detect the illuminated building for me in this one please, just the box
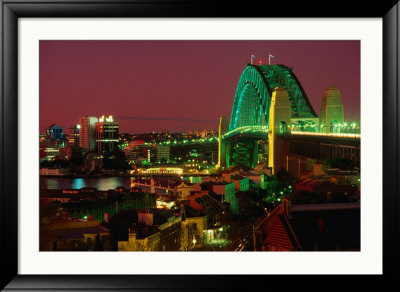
[95,115,119,154]
[181,205,208,249]
[123,140,146,162]
[212,181,234,201]
[45,124,63,141]
[155,144,170,163]
[79,116,98,152]
[67,124,80,147]
[183,193,226,244]
[118,209,181,251]
[230,174,250,191]
[175,182,194,200]
[40,143,59,161]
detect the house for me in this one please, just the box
[118,209,181,251]
[174,181,194,200]
[40,220,109,251]
[230,174,250,192]
[255,198,360,251]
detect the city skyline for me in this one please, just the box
[39,41,361,253]
[40,40,360,134]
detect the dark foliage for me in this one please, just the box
[103,149,130,171]
[323,157,354,170]
[108,210,138,251]
[291,190,326,205]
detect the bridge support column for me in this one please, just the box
[217,116,229,170]
[319,86,344,133]
[268,87,292,174]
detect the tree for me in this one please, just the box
[330,192,350,203]
[40,160,51,168]
[108,210,138,251]
[94,233,104,251]
[103,149,130,171]
[276,168,294,189]
[323,157,354,170]
[69,155,84,172]
[291,190,326,205]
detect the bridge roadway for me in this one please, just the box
[222,127,360,167]
[223,126,359,140]
[282,133,360,166]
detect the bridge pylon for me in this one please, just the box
[217,115,229,170]
[319,86,344,132]
[268,87,292,174]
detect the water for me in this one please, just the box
[40,177,131,191]
[40,175,208,191]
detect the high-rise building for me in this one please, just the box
[155,144,170,163]
[46,124,63,141]
[79,116,98,152]
[95,115,119,154]
[67,124,80,147]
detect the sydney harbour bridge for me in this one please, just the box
[217,64,360,173]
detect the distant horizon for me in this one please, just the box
[40,40,360,133]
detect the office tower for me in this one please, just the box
[67,124,80,147]
[156,144,170,163]
[95,115,119,154]
[45,124,63,141]
[79,116,98,152]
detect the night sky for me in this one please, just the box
[40,40,360,134]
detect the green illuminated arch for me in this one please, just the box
[229,64,317,131]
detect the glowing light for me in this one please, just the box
[291,131,360,139]
[99,115,114,122]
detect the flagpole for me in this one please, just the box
[251,54,256,65]
[269,54,274,65]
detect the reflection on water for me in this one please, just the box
[72,178,85,190]
[41,177,131,190]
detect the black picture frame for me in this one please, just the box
[1,0,399,290]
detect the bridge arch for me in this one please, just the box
[229,64,317,131]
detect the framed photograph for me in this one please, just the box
[1,0,399,290]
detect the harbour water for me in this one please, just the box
[40,177,132,191]
[40,175,205,191]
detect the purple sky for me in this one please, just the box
[40,40,360,134]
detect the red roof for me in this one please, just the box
[264,216,295,250]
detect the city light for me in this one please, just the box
[39,47,360,254]
[291,131,360,138]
